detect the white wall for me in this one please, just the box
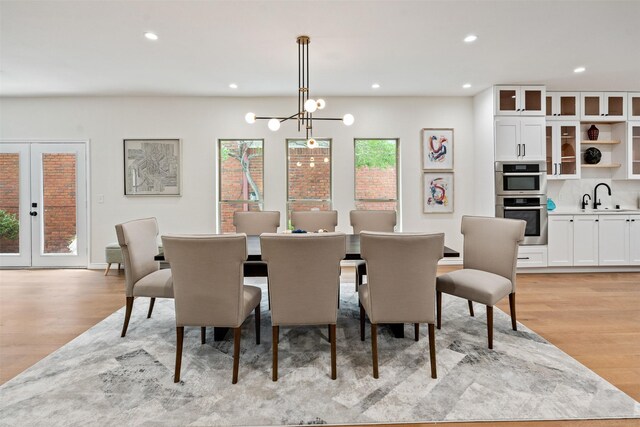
[0,96,476,265]
[472,88,495,216]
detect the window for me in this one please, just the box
[354,139,399,211]
[218,139,264,233]
[286,139,332,228]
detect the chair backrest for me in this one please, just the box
[360,231,444,324]
[461,216,526,290]
[290,210,338,232]
[260,232,346,326]
[161,234,248,328]
[350,210,397,233]
[233,211,280,235]
[115,218,160,297]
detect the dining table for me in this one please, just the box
[156,234,459,341]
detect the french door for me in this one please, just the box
[0,142,87,267]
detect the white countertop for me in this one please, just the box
[549,208,640,215]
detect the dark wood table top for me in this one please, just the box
[156,234,459,261]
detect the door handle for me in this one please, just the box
[517,144,521,157]
[30,211,38,217]
[522,144,526,157]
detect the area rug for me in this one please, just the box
[1,278,638,426]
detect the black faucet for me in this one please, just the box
[581,194,591,210]
[593,183,612,209]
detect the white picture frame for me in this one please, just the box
[422,128,453,170]
[423,172,454,213]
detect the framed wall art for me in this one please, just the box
[124,139,181,196]
[422,128,453,170]
[423,172,454,213]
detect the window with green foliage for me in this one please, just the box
[354,139,399,211]
[218,140,264,233]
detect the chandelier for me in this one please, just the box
[245,35,354,148]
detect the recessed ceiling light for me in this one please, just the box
[144,32,158,41]
[229,83,238,89]
[462,83,472,89]
[371,83,380,89]
[464,34,478,43]
[574,66,586,73]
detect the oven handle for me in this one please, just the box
[501,172,545,176]
[503,206,545,210]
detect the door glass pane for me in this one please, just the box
[524,90,542,111]
[584,96,600,116]
[545,96,552,115]
[546,126,553,175]
[560,126,577,175]
[633,126,640,175]
[632,96,640,117]
[499,90,517,111]
[607,96,624,116]
[42,153,77,254]
[560,96,576,116]
[0,153,20,254]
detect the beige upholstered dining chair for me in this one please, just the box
[233,211,280,235]
[290,210,338,232]
[349,210,397,290]
[115,217,173,338]
[161,234,261,384]
[436,216,525,349]
[260,232,346,381]
[359,231,444,379]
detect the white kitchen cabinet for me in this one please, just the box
[548,215,574,267]
[546,121,580,180]
[628,93,640,120]
[517,246,548,268]
[598,215,630,265]
[630,215,640,265]
[581,92,627,121]
[573,215,599,266]
[495,86,545,116]
[495,117,546,161]
[546,92,580,120]
[628,122,640,178]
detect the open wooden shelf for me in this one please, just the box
[581,140,621,145]
[581,163,621,168]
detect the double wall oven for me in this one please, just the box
[495,161,548,245]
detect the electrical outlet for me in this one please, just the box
[97,194,104,204]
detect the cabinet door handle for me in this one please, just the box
[517,144,521,157]
[517,257,530,260]
[522,144,526,157]
[595,219,599,222]
[626,219,630,222]
[632,219,636,222]
[569,219,574,222]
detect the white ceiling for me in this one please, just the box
[1,0,639,97]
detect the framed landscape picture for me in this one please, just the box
[422,128,453,170]
[423,172,454,213]
[124,139,181,196]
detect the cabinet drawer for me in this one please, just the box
[517,246,548,267]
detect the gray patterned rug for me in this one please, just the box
[1,278,638,426]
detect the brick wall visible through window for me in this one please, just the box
[354,139,399,212]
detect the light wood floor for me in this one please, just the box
[0,267,638,427]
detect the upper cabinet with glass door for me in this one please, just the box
[546,92,580,120]
[581,92,627,121]
[628,92,640,120]
[495,85,545,116]
[628,122,640,179]
[546,122,580,180]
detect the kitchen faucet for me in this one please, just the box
[593,183,612,209]
[581,194,591,210]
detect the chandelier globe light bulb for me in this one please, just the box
[316,99,326,110]
[268,118,281,131]
[306,138,317,149]
[342,113,355,126]
[304,99,318,113]
[245,112,256,124]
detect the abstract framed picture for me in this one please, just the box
[422,128,453,170]
[423,172,454,213]
[124,139,181,196]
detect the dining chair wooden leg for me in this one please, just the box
[104,263,111,276]
[428,323,437,379]
[468,300,474,317]
[201,327,206,344]
[174,326,184,383]
[232,327,241,384]
[121,297,134,337]
[371,323,379,379]
[509,293,517,331]
[267,278,271,310]
[147,298,156,319]
[487,305,494,349]
[255,305,261,345]
[359,301,365,341]
[329,324,337,380]
[117,263,121,273]
[436,291,442,330]
[414,323,419,342]
[272,325,279,382]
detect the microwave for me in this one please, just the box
[495,161,547,196]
